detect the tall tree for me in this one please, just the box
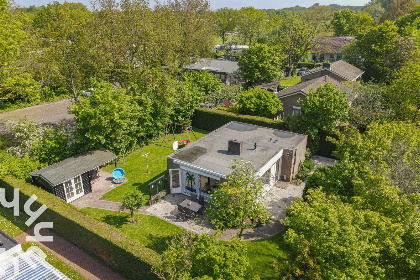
[32,2,92,102]
[236,7,269,45]
[214,7,237,44]
[379,0,418,22]
[238,43,284,84]
[236,87,283,118]
[278,17,316,77]
[331,9,374,36]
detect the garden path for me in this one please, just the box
[15,228,127,280]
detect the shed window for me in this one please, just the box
[64,180,74,200]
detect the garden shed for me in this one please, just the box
[30,149,117,203]
[167,122,307,201]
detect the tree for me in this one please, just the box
[286,83,349,147]
[331,9,374,36]
[238,43,284,84]
[332,121,420,194]
[70,80,141,155]
[395,4,420,36]
[278,18,316,77]
[236,87,283,118]
[206,159,271,237]
[347,82,390,131]
[153,232,253,280]
[386,54,420,122]
[120,191,147,223]
[32,2,92,102]
[282,188,404,279]
[236,7,269,45]
[302,5,333,35]
[183,70,222,95]
[379,0,418,22]
[363,2,385,22]
[214,7,237,44]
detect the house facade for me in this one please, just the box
[30,150,117,203]
[167,122,307,201]
[310,36,355,62]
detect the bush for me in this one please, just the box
[296,160,315,183]
[236,88,283,118]
[0,177,160,280]
[191,107,287,131]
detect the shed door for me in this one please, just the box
[64,175,85,203]
[169,169,182,194]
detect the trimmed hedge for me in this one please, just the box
[192,107,287,131]
[0,176,160,280]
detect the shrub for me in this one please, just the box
[236,88,283,118]
[296,160,315,183]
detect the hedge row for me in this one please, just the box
[191,107,287,131]
[297,62,323,69]
[0,176,160,280]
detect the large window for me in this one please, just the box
[64,180,74,200]
[74,176,84,195]
[200,175,219,195]
[293,106,302,115]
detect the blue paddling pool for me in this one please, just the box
[112,168,126,184]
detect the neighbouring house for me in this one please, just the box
[0,230,69,279]
[214,43,249,55]
[301,60,364,82]
[277,76,352,117]
[184,58,240,85]
[310,36,355,62]
[167,122,307,201]
[30,149,117,203]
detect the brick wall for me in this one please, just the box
[279,136,308,181]
[279,92,306,117]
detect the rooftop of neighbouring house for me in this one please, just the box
[168,122,307,176]
[302,60,364,81]
[277,75,351,98]
[312,36,355,54]
[29,149,117,187]
[184,58,239,74]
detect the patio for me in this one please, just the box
[146,180,305,241]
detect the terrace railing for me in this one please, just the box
[148,172,169,205]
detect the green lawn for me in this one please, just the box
[101,128,208,202]
[0,202,30,237]
[280,76,301,87]
[246,232,289,279]
[80,207,183,254]
[22,242,88,280]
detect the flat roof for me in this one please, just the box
[168,122,307,176]
[0,230,19,252]
[30,149,117,186]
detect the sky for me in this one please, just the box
[15,0,370,10]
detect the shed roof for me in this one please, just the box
[277,76,351,99]
[312,36,355,54]
[185,58,239,74]
[0,251,69,280]
[168,122,307,176]
[302,60,364,81]
[30,150,117,186]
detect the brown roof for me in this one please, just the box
[276,76,351,99]
[302,60,364,81]
[312,36,355,54]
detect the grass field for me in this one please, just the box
[0,202,30,237]
[81,207,288,279]
[101,128,208,202]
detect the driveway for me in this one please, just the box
[0,99,75,134]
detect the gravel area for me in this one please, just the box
[0,99,75,134]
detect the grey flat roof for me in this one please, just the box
[30,149,117,186]
[185,58,239,74]
[0,230,19,252]
[168,122,307,176]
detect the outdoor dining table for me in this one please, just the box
[178,199,203,218]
